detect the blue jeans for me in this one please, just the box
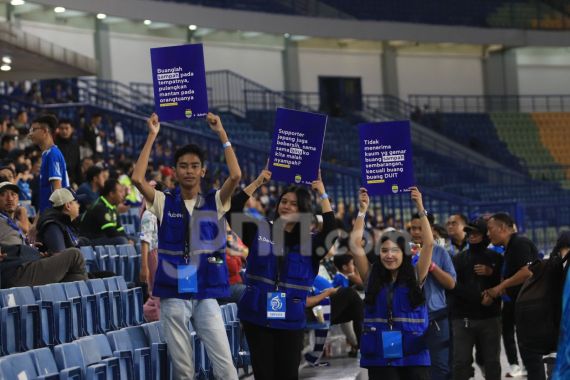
[161,298,238,380]
[426,312,451,380]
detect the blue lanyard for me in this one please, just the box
[65,225,79,247]
[0,212,27,243]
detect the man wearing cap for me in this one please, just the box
[0,181,87,287]
[36,188,82,254]
[28,114,70,213]
[449,218,503,380]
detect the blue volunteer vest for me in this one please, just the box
[154,188,230,300]
[360,268,430,367]
[238,224,315,330]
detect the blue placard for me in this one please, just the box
[358,121,415,196]
[268,108,327,185]
[150,43,208,121]
[382,331,403,359]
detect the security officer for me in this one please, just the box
[79,178,129,246]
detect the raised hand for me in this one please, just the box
[410,186,424,210]
[206,112,224,134]
[256,169,272,186]
[311,170,326,196]
[147,113,160,135]
[358,187,369,213]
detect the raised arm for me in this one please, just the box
[131,113,159,204]
[412,187,434,283]
[243,169,271,198]
[208,113,242,205]
[350,188,370,283]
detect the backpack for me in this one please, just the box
[515,253,569,355]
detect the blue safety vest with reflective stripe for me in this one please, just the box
[238,225,315,329]
[360,281,430,367]
[154,188,229,300]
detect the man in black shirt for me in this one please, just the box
[450,218,503,380]
[55,119,81,187]
[486,213,543,380]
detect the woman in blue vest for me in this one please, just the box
[228,168,336,380]
[351,186,434,380]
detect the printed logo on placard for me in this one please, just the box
[294,175,302,184]
[185,109,193,118]
[391,185,399,194]
[271,295,282,311]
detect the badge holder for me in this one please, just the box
[382,330,403,359]
[178,255,198,293]
[266,292,286,319]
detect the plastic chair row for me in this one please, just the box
[0,323,167,380]
[0,277,143,355]
[80,245,140,283]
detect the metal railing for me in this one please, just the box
[409,94,570,113]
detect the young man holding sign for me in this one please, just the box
[132,113,241,380]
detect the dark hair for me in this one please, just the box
[32,114,58,134]
[490,212,515,229]
[274,185,312,218]
[86,166,103,183]
[433,224,448,239]
[173,144,205,167]
[412,212,435,226]
[552,230,570,257]
[365,235,425,308]
[453,213,468,225]
[58,118,73,126]
[1,135,15,146]
[53,205,65,212]
[101,178,120,197]
[333,254,353,272]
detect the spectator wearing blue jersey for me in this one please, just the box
[28,114,69,213]
[332,253,363,288]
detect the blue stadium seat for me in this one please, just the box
[29,347,82,379]
[188,321,211,379]
[142,321,171,380]
[33,284,77,343]
[0,287,48,351]
[0,351,59,380]
[87,278,123,330]
[220,304,240,366]
[63,282,98,336]
[54,341,110,380]
[77,281,111,333]
[106,327,152,380]
[104,276,143,326]
[116,244,139,283]
[79,246,100,272]
[94,245,114,272]
[77,336,124,379]
[105,245,126,278]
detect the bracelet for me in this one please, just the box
[357,211,366,219]
[419,209,429,218]
[429,262,437,272]
[223,141,232,149]
[320,193,329,200]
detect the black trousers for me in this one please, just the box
[368,366,430,380]
[242,321,305,380]
[502,300,519,365]
[330,287,364,346]
[452,317,502,380]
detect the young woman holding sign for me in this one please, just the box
[228,168,336,380]
[351,186,433,380]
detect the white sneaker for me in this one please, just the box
[506,364,523,377]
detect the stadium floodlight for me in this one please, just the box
[10,0,25,6]
[96,13,107,20]
[2,56,12,65]
[188,24,197,31]
[144,19,152,25]
[0,64,11,72]
[54,6,66,13]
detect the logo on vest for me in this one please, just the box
[258,236,275,245]
[271,295,282,311]
[167,211,184,218]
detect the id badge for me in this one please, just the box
[382,330,403,359]
[178,264,198,293]
[266,292,286,319]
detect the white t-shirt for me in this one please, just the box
[147,190,230,224]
